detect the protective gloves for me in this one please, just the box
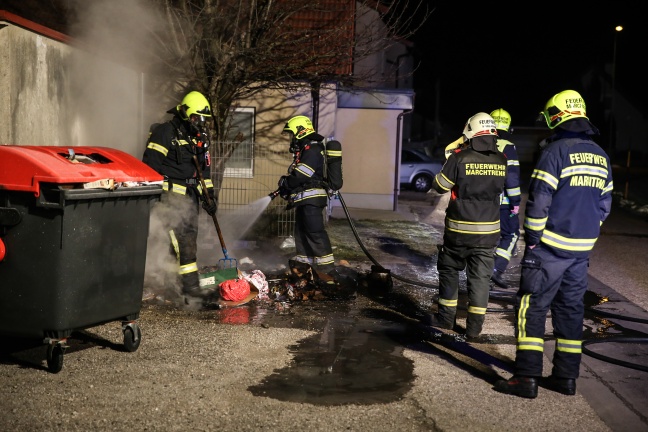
[277,176,290,199]
[202,189,217,216]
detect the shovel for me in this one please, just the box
[192,155,238,271]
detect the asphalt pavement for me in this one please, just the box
[0,189,646,432]
[339,188,648,432]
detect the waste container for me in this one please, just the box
[0,146,163,372]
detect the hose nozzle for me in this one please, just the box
[269,189,280,200]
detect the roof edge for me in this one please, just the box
[0,9,70,43]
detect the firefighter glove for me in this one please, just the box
[202,199,217,216]
[202,189,217,216]
[278,176,290,200]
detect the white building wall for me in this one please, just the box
[0,20,143,157]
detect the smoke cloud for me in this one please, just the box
[66,0,167,155]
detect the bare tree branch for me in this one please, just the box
[146,0,430,134]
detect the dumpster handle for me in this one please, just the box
[0,207,22,227]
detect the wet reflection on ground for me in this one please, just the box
[248,303,416,405]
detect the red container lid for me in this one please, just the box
[0,146,163,195]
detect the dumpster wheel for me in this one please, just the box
[122,322,142,352]
[46,340,67,373]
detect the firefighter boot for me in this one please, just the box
[465,314,485,339]
[494,376,538,399]
[182,285,216,302]
[423,304,455,330]
[544,375,576,395]
[311,262,336,286]
[288,259,313,279]
[491,269,509,289]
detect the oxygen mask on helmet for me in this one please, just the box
[289,136,301,153]
[281,130,300,154]
[189,113,208,131]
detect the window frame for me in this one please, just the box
[224,106,255,178]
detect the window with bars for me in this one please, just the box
[224,107,255,178]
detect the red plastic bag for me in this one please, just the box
[219,278,251,302]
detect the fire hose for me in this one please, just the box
[269,187,648,371]
[269,187,452,293]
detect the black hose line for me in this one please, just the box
[582,338,648,372]
[337,192,438,288]
[335,192,648,370]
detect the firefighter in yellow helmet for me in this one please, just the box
[495,90,613,398]
[276,115,336,282]
[489,108,522,288]
[143,90,217,303]
[426,112,507,339]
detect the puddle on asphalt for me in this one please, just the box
[247,305,416,406]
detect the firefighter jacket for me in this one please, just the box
[524,127,613,258]
[432,135,507,247]
[142,112,214,201]
[283,138,328,208]
[496,130,521,209]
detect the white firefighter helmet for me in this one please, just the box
[462,112,498,139]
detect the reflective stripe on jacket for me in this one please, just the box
[285,140,328,208]
[496,135,521,208]
[524,134,613,256]
[432,139,507,247]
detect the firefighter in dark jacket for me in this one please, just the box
[143,91,217,301]
[495,90,613,399]
[427,112,507,338]
[489,108,522,288]
[276,115,335,280]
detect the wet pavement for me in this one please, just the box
[1,188,647,431]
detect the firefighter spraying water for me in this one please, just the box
[269,115,342,283]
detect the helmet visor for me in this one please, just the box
[189,114,210,130]
[195,105,211,117]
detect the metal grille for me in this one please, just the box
[211,142,295,238]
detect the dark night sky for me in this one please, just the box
[409,1,648,135]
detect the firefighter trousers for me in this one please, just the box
[493,205,520,273]
[514,244,588,379]
[436,243,493,336]
[293,204,334,273]
[160,191,200,293]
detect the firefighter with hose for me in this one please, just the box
[143,91,217,302]
[273,115,337,283]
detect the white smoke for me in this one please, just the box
[66,0,167,156]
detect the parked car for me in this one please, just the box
[400,148,443,192]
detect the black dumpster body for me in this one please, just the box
[0,146,163,372]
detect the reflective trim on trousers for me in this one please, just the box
[517,336,544,352]
[179,261,198,276]
[556,338,582,354]
[170,229,180,261]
